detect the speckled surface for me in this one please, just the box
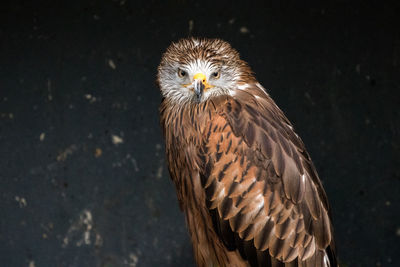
[0,1,399,266]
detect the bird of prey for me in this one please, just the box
[157,38,337,267]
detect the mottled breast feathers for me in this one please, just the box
[160,83,337,267]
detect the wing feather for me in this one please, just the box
[199,85,337,266]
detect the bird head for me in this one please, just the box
[157,38,255,104]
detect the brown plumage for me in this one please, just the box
[157,38,337,267]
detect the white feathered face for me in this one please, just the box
[157,38,254,104]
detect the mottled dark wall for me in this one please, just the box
[0,1,399,266]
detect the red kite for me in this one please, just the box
[158,38,337,267]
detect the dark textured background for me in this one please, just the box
[0,1,399,266]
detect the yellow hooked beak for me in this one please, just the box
[193,73,213,90]
[192,73,213,102]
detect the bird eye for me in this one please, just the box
[212,71,220,79]
[178,69,186,78]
